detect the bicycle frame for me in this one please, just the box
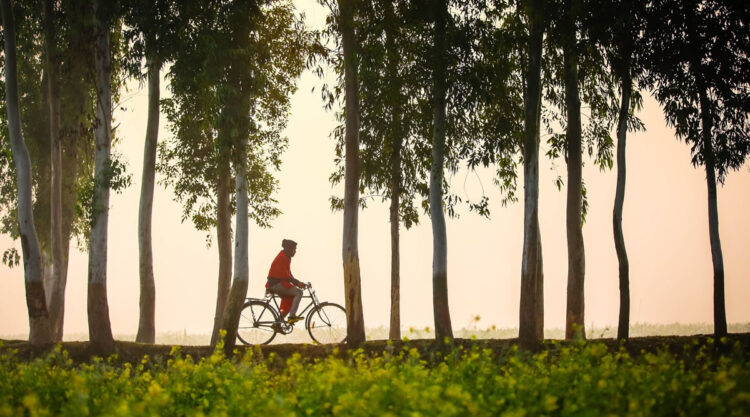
[238,281,346,344]
[247,282,321,322]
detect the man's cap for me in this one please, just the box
[282,239,297,249]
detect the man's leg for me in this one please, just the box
[269,284,303,318]
[287,287,303,317]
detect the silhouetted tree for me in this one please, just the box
[123,0,177,344]
[586,0,647,340]
[645,0,750,337]
[518,0,547,350]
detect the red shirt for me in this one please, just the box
[267,250,292,283]
[266,250,295,313]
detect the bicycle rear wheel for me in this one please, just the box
[237,300,279,345]
[306,302,347,344]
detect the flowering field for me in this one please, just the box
[1,337,749,417]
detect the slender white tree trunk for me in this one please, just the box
[88,0,115,353]
[384,0,402,342]
[42,0,66,342]
[563,0,585,340]
[2,0,53,346]
[211,159,233,346]
[221,137,249,356]
[519,0,545,350]
[136,59,160,344]
[430,0,453,342]
[218,3,253,355]
[339,0,366,347]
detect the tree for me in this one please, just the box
[337,0,366,347]
[218,1,255,355]
[326,0,481,341]
[159,0,309,349]
[539,0,619,341]
[349,0,423,341]
[136,59,159,344]
[49,0,102,342]
[382,0,406,341]
[87,0,121,354]
[1,0,53,346]
[123,0,176,344]
[429,0,453,342]
[222,0,310,354]
[518,0,546,350]
[0,0,121,344]
[645,0,750,337]
[41,0,66,342]
[560,0,585,340]
[586,0,647,340]
[1,0,103,343]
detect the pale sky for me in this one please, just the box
[1,3,749,339]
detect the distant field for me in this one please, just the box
[4,322,748,345]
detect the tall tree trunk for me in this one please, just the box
[430,0,453,342]
[42,0,66,342]
[2,0,53,346]
[221,137,249,356]
[56,17,89,333]
[519,0,545,351]
[388,171,401,342]
[88,0,115,354]
[563,0,585,340]
[210,157,232,346]
[614,67,631,340]
[58,89,83,334]
[698,86,727,337]
[217,3,252,355]
[384,0,402,342]
[339,0,366,347]
[136,59,160,344]
[534,80,544,341]
[57,109,81,342]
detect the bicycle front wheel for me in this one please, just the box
[237,300,279,345]
[306,302,347,344]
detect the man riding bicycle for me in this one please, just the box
[266,239,307,325]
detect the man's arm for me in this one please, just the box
[289,276,306,288]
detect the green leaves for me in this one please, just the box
[644,0,750,181]
[160,0,311,233]
[76,155,132,228]
[2,247,19,268]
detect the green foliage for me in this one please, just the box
[542,0,620,175]
[0,0,101,250]
[1,340,749,416]
[159,0,311,238]
[1,247,19,268]
[75,154,132,230]
[644,0,750,182]
[322,0,517,222]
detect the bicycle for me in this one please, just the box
[237,282,347,345]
